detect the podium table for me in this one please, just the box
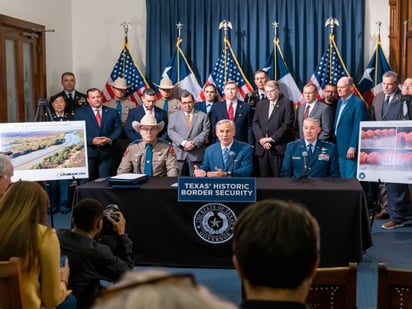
[74,177,372,268]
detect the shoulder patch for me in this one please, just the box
[168,146,176,156]
[123,147,130,156]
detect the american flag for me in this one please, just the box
[102,43,150,104]
[357,39,391,106]
[204,38,252,100]
[263,38,302,104]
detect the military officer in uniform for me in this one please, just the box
[281,117,340,178]
[117,114,178,176]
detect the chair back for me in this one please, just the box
[305,263,357,309]
[377,263,412,308]
[0,257,23,309]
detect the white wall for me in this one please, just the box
[1,0,389,96]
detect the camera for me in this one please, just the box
[101,204,120,234]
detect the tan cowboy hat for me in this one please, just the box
[132,114,164,132]
[110,77,129,90]
[154,77,176,89]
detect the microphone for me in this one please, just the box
[135,152,143,173]
[302,151,308,177]
[229,151,236,176]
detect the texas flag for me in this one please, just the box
[357,39,391,106]
[263,38,302,104]
[161,37,202,102]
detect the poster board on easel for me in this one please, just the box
[357,120,412,184]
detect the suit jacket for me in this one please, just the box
[252,94,295,156]
[281,139,340,178]
[74,105,122,159]
[167,110,210,161]
[199,139,253,177]
[194,101,216,114]
[297,101,333,140]
[210,100,253,144]
[125,106,168,142]
[370,88,404,121]
[334,95,367,159]
[52,90,87,116]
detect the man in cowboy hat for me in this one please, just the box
[104,77,137,127]
[117,114,178,176]
[154,77,181,115]
[104,77,137,174]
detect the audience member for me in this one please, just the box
[0,181,72,308]
[52,72,87,116]
[47,95,73,213]
[281,117,340,178]
[0,154,13,198]
[252,80,294,177]
[74,88,123,181]
[118,114,178,176]
[378,76,412,229]
[93,270,237,309]
[232,199,320,308]
[125,88,168,142]
[103,77,137,174]
[168,91,210,176]
[296,83,333,141]
[244,70,269,111]
[194,119,253,177]
[154,77,180,115]
[322,83,339,123]
[210,80,253,144]
[57,198,135,308]
[334,76,367,178]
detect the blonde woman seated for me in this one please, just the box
[0,181,72,308]
[93,270,237,309]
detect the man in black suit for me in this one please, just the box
[51,72,87,116]
[210,80,253,145]
[252,80,295,176]
[125,88,168,143]
[244,69,269,112]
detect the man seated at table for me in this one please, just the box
[281,117,340,178]
[233,199,320,308]
[117,114,179,176]
[194,119,253,177]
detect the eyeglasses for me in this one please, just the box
[98,273,197,299]
[402,84,412,89]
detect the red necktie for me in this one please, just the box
[95,109,101,127]
[228,102,234,121]
[303,105,310,119]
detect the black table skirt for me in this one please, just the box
[74,177,372,268]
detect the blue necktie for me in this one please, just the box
[116,100,122,118]
[307,144,313,161]
[223,148,230,169]
[163,99,168,113]
[144,143,153,176]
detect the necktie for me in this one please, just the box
[68,93,73,101]
[228,102,234,121]
[303,105,311,119]
[307,144,313,161]
[95,109,101,127]
[268,102,275,118]
[185,114,191,128]
[223,148,230,169]
[382,95,390,116]
[116,100,122,118]
[206,103,212,114]
[163,99,168,113]
[260,93,266,100]
[144,143,153,176]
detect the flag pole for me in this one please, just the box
[374,21,383,94]
[176,22,183,85]
[324,17,339,82]
[120,22,132,78]
[219,20,232,84]
[272,21,279,81]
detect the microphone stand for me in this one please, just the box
[297,151,312,182]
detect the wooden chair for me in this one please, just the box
[305,263,357,309]
[0,257,23,309]
[377,263,412,308]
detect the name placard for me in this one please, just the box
[178,177,256,203]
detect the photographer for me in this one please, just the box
[57,199,134,309]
